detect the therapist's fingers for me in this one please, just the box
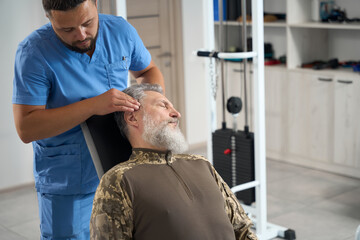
[113,90,141,110]
[114,98,140,111]
[120,92,140,106]
[91,88,140,115]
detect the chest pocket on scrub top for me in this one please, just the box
[105,57,130,90]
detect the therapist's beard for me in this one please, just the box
[56,24,99,54]
[142,114,188,154]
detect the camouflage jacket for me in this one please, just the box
[90,148,258,240]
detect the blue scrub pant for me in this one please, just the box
[37,192,95,240]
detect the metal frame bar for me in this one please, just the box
[195,51,257,59]
[80,122,104,178]
[251,0,268,237]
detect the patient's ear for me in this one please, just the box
[124,111,139,127]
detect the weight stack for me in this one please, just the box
[213,128,255,205]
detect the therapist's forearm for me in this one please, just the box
[13,89,140,143]
[14,99,97,143]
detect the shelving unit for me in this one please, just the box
[215,0,360,71]
[213,0,360,179]
[287,0,360,71]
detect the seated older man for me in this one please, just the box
[90,83,258,240]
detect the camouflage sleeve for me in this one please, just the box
[90,172,133,240]
[211,166,258,240]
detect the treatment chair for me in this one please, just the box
[81,113,132,179]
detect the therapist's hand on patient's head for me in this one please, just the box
[90,88,141,116]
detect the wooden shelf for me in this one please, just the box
[214,21,251,27]
[289,22,360,30]
[264,20,286,28]
[214,20,286,28]
[264,64,287,71]
[215,21,360,30]
[289,67,360,77]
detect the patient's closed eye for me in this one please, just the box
[158,101,168,108]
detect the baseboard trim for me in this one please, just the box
[0,182,35,194]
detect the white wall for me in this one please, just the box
[0,1,48,190]
[181,0,213,146]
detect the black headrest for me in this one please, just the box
[81,113,132,178]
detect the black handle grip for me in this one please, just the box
[318,77,333,82]
[337,80,353,84]
[196,51,218,58]
[234,69,253,73]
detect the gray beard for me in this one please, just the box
[142,114,188,154]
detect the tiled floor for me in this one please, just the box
[266,160,360,240]
[0,153,359,240]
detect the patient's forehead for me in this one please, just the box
[142,91,170,105]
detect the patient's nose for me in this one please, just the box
[170,107,181,118]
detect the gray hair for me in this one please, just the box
[115,83,163,138]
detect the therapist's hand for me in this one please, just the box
[90,88,140,116]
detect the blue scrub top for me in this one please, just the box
[12,14,151,195]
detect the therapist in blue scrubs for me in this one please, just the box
[12,0,165,239]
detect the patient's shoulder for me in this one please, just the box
[108,158,138,176]
[99,158,138,187]
[175,154,210,163]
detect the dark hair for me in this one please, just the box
[42,0,96,15]
[114,84,163,138]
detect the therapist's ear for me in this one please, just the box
[124,111,139,128]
